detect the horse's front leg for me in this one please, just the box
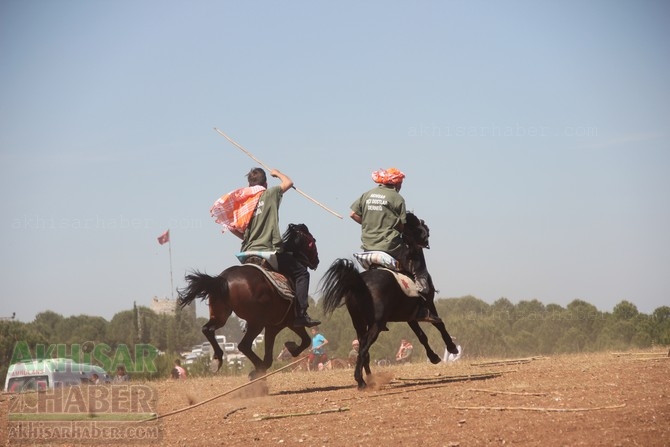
[285,326,311,357]
[407,321,441,364]
[424,300,458,355]
[433,321,459,356]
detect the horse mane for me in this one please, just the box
[404,212,430,249]
[282,223,320,270]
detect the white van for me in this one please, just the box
[4,358,111,393]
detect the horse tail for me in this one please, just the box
[177,271,228,309]
[319,258,370,316]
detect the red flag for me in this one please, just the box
[157,229,170,245]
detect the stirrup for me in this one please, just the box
[294,314,321,328]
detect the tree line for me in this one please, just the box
[1,297,668,384]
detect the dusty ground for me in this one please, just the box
[1,351,668,446]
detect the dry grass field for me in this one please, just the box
[2,350,668,446]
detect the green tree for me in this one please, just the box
[1,321,45,385]
[612,300,639,321]
[31,311,64,341]
[556,327,587,353]
[55,315,108,344]
[652,306,670,344]
[106,310,137,347]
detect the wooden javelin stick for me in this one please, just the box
[144,354,310,422]
[214,128,343,219]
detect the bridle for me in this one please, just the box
[284,224,320,270]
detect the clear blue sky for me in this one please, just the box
[1,1,668,323]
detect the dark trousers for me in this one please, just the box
[276,252,310,312]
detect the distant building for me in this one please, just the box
[151,296,195,318]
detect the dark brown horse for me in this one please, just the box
[177,224,319,379]
[319,213,459,389]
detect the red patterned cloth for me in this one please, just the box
[371,167,405,185]
[210,186,266,234]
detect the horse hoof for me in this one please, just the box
[248,370,266,381]
[357,382,367,390]
[285,341,299,356]
[428,353,441,364]
[447,344,459,355]
[210,358,223,373]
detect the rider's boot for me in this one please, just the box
[413,272,442,324]
[293,307,321,328]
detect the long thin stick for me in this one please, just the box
[467,388,549,396]
[252,407,349,421]
[471,356,546,367]
[168,236,174,300]
[143,355,309,422]
[450,403,625,412]
[214,128,343,219]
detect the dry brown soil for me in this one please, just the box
[1,351,668,446]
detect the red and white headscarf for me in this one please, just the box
[210,185,266,234]
[371,167,405,185]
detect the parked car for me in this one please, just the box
[183,353,200,366]
[223,342,238,353]
[5,358,111,393]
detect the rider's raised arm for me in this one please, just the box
[270,169,294,193]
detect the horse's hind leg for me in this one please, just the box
[202,301,232,372]
[238,323,265,380]
[356,323,384,390]
[259,326,281,371]
[407,321,442,364]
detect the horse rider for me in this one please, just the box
[211,167,320,327]
[349,167,441,323]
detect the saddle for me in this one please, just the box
[353,252,421,298]
[237,254,294,301]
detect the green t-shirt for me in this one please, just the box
[241,186,284,253]
[350,185,406,258]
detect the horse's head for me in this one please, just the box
[403,212,430,249]
[282,223,320,270]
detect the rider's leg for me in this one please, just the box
[400,250,441,324]
[277,253,320,327]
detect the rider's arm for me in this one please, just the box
[270,169,294,193]
[350,211,362,224]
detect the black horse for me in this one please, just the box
[177,223,319,379]
[319,213,459,389]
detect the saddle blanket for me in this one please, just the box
[353,251,400,271]
[353,252,420,298]
[384,269,421,297]
[236,251,279,271]
[239,263,294,301]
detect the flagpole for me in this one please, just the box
[168,233,174,300]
